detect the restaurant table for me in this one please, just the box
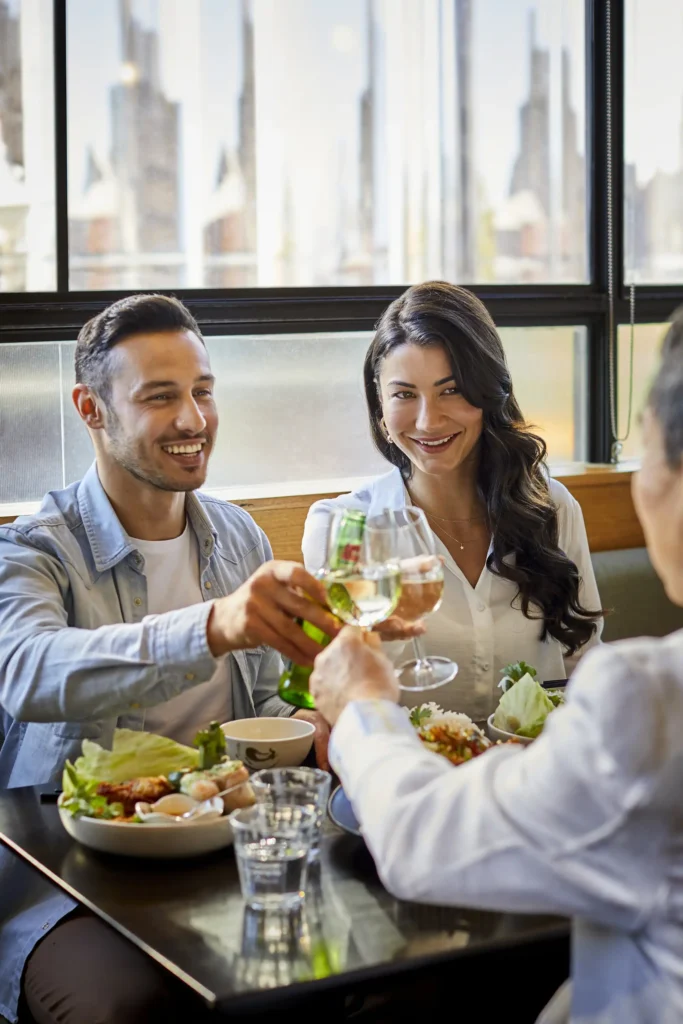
[0,785,570,1017]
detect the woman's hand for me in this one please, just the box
[310,627,399,726]
[372,615,426,642]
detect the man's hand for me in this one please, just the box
[310,627,400,726]
[207,561,339,666]
[291,708,331,771]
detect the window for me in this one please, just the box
[1,0,680,485]
[624,0,683,283]
[66,0,587,290]
[0,0,56,291]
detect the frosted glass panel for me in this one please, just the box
[60,341,95,487]
[617,323,668,460]
[204,333,386,490]
[0,343,63,501]
[501,326,585,463]
[0,327,583,508]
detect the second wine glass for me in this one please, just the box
[366,508,458,691]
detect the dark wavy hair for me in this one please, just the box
[363,280,602,655]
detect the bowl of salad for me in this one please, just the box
[487,662,566,744]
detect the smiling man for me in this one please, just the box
[0,294,336,1024]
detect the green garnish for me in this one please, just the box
[193,721,227,770]
[409,704,434,727]
[60,761,124,820]
[498,661,538,693]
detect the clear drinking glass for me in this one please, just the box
[320,509,401,632]
[366,508,458,692]
[250,768,331,860]
[230,803,317,910]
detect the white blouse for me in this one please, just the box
[302,467,603,721]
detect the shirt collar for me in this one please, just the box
[77,462,217,572]
[366,467,411,517]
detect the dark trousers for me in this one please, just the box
[20,911,215,1024]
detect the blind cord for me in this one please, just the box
[605,0,636,462]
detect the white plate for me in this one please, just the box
[486,713,534,746]
[58,804,233,859]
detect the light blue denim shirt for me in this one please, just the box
[0,463,291,1021]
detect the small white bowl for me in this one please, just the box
[220,717,315,770]
[487,713,535,746]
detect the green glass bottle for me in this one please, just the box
[278,509,366,710]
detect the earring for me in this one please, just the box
[380,419,393,445]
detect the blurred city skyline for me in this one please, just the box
[1,0,590,290]
[2,0,683,291]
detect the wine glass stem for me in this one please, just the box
[411,637,433,678]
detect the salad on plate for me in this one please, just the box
[60,721,254,825]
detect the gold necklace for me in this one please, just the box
[429,520,466,551]
[425,511,486,524]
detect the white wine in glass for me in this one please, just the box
[366,508,457,691]
[324,566,401,629]
[320,509,401,633]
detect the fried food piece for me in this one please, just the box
[96,776,174,817]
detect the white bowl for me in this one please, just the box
[486,713,535,746]
[58,804,233,858]
[220,717,315,770]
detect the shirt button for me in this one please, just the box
[482,662,490,670]
[204,581,212,590]
[130,702,140,710]
[185,672,195,681]
[134,597,142,606]
[477,601,486,612]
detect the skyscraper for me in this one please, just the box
[203,0,257,287]
[509,11,550,215]
[110,0,180,284]
[0,0,22,168]
[455,0,475,280]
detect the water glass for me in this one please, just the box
[250,768,331,858]
[230,803,316,910]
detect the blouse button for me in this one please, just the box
[204,581,212,590]
[133,597,142,607]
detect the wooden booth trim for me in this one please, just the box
[0,466,644,561]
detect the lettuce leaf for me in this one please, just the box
[493,673,555,738]
[65,729,198,789]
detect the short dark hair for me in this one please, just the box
[648,310,683,468]
[74,294,203,402]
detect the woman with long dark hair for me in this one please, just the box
[302,281,602,718]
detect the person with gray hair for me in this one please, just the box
[310,313,683,1022]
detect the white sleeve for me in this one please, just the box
[561,492,603,675]
[330,643,663,931]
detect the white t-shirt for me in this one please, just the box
[130,522,232,745]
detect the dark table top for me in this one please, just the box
[0,785,569,1013]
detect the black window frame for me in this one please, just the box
[0,0,679,464]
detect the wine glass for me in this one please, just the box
[366,508,458,691]
[320,509,401,631]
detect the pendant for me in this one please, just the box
[460,544,464,550]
